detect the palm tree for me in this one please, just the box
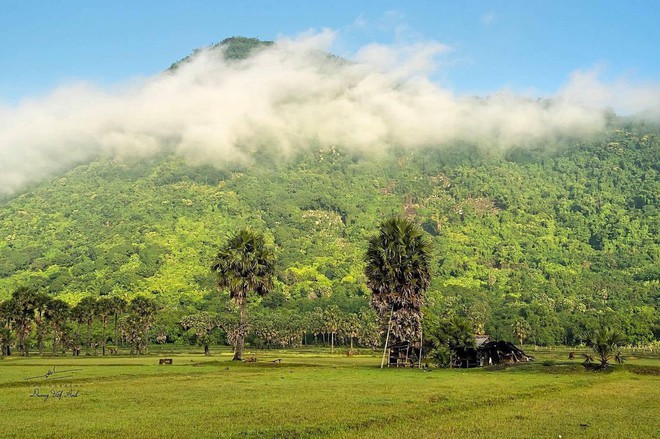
[95,298,113,356]
[212,228,275,361]
[7,287,39,356]
[181,312,219,356]
[0,300,14,356]
[129,296,159,355]
[108,296,127,348]
[33,293,51,356]
[365,216,432,346]
[323,305,342,354]
[45,298,69,356]
[74,296,97,355]
[513,317,531,347]
[585,326,626,367]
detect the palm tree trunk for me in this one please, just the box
[233,298,247,361]
[86,321,91,355]
[102,320,107,356]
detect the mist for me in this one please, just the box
[1,31,658,195]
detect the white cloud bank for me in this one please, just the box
[1,31,658,195]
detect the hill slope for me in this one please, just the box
[0,124,658,344]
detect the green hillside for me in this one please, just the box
[0,37,658,347]
[0,123,658,345]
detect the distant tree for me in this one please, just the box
[95,298,113,355]
[0,300,14,356]
[513,317,532,346]
[343,312,361,353]
[45,298,69,356]
[181,312,219,356]
[74,296,97,355]
[108,296,127,347]
[365,217,432,345]
[584,326,626,368]
[33,293,51,356]
[323,305,342,354]
[7,287,39,356]
[212,228,275,361]
[128,296,159,355]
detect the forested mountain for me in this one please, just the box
[0,38,658,346]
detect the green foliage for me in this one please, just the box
[584,326,627,367]
[425,315,476,367]
[212,228,275,360]
[0,123,658,347]
[365,216,432,344]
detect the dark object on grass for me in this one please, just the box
[159,358,173,365]
[451,341,534,368]
[568,352,575,360]
[272,358,282,363]
[476,341,534,366]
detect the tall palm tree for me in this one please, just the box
[212,228,275,361]
[365,216,432,346]
[108,296,127,348]
[0,300,14,356]
[33,293,51,356]
[7,287,39,356]
[129,296,159,355]
[95,298,112,356]
[74,296,97,355]
[45,299,70,356]
[181,312,219,356]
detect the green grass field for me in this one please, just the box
[2,347,659,438]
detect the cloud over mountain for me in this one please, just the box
[1,31,658,195]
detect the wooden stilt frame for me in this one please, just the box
[418,326,423,369]
[380,307,394,369]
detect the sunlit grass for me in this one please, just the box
[1,347,658,438]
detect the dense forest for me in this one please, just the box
[0,38,658,351]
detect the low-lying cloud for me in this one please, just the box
[1,31,658,195]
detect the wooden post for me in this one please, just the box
[418,326,423,369]
[380,307,394,369]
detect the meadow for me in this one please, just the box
[1,347,658,439]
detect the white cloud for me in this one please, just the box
[0,31,657,195]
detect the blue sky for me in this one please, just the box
[1,0,658,103]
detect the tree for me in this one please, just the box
[323,305,342,354]
[108,296,127,347]
[425,316,475,367]
[128,296,159,355]
[212,228,275,361]
[513,317,531,346]
[33,293,51,356]
[45,298,69,356]
[0,300,14,356]
[73,296,97,355]
[181,312,219,356]
[584,326,626,368]
[343,312,361,354]
[7,287,39,356]
[365,217,432,345]
[95,298,113,355]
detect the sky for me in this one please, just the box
[1,0,659,102]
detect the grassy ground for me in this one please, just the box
[1,347,658,438]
